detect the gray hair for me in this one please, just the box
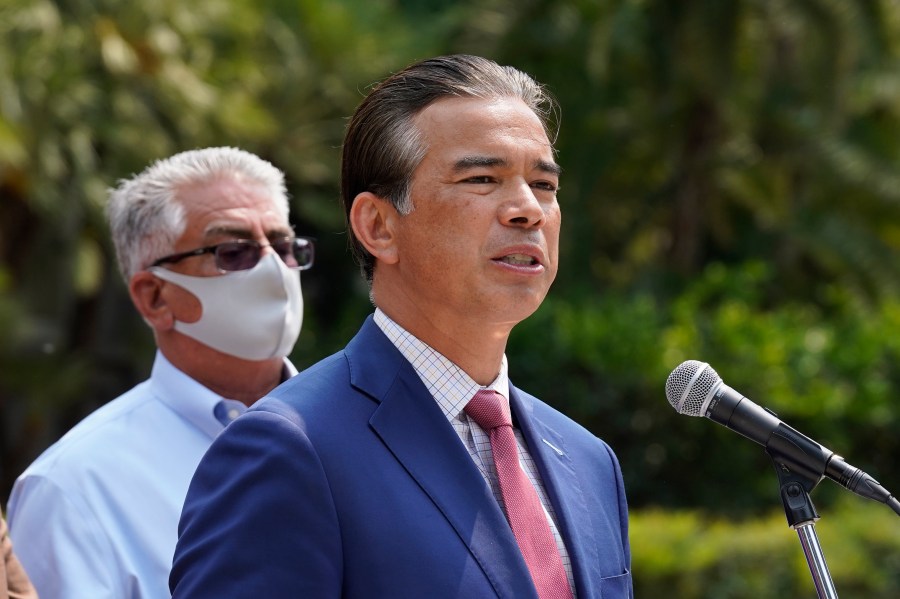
[107,146,288,281]
[340,54,559,283]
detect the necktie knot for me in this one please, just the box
[464,389,511,431]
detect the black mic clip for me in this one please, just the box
[765,420,831,527]
[766,436,823,529]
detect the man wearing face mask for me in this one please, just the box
[5,146,313,599]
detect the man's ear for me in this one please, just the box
[129,271,175,330]
[349,191,400,265]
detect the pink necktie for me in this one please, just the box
[465,389,573,599]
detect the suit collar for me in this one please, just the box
[345,317,539,598]
[510,388,599,598]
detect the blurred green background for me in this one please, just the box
[2,0,899,596]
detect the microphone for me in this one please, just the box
[666,359,900,516]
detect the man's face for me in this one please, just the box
[161,175,293,320]
[389,95,561,331]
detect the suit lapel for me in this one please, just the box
[345,318,537,599]
[510,387,599,598]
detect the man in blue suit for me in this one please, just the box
[171,54,632,598]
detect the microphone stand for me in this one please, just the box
[767,450,839,599]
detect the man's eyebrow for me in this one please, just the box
[203,225,294,240]
[451,155,561,177]
[536,159,562,177]
[203,226,252,240]
[452,156,507,171]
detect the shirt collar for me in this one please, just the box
[373,308,509,423]
[149,351,297,438]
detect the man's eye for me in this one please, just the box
[463,176,494,184]
[532,181,558,192]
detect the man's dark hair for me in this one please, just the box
[340,54,559,283]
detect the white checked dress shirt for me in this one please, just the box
[374,309,576,595]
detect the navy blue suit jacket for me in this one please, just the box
[171,316,632,598]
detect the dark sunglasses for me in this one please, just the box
[150,236,315,272]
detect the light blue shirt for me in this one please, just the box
[5,351,297,599]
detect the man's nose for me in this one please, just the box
[501,183,545,227]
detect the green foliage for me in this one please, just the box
[631,500,900,598]
[2,0,900,589]
[0,0,899,550]
[0,0,446,493]
[510,260,900,512]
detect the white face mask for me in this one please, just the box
[148,253,303,361]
